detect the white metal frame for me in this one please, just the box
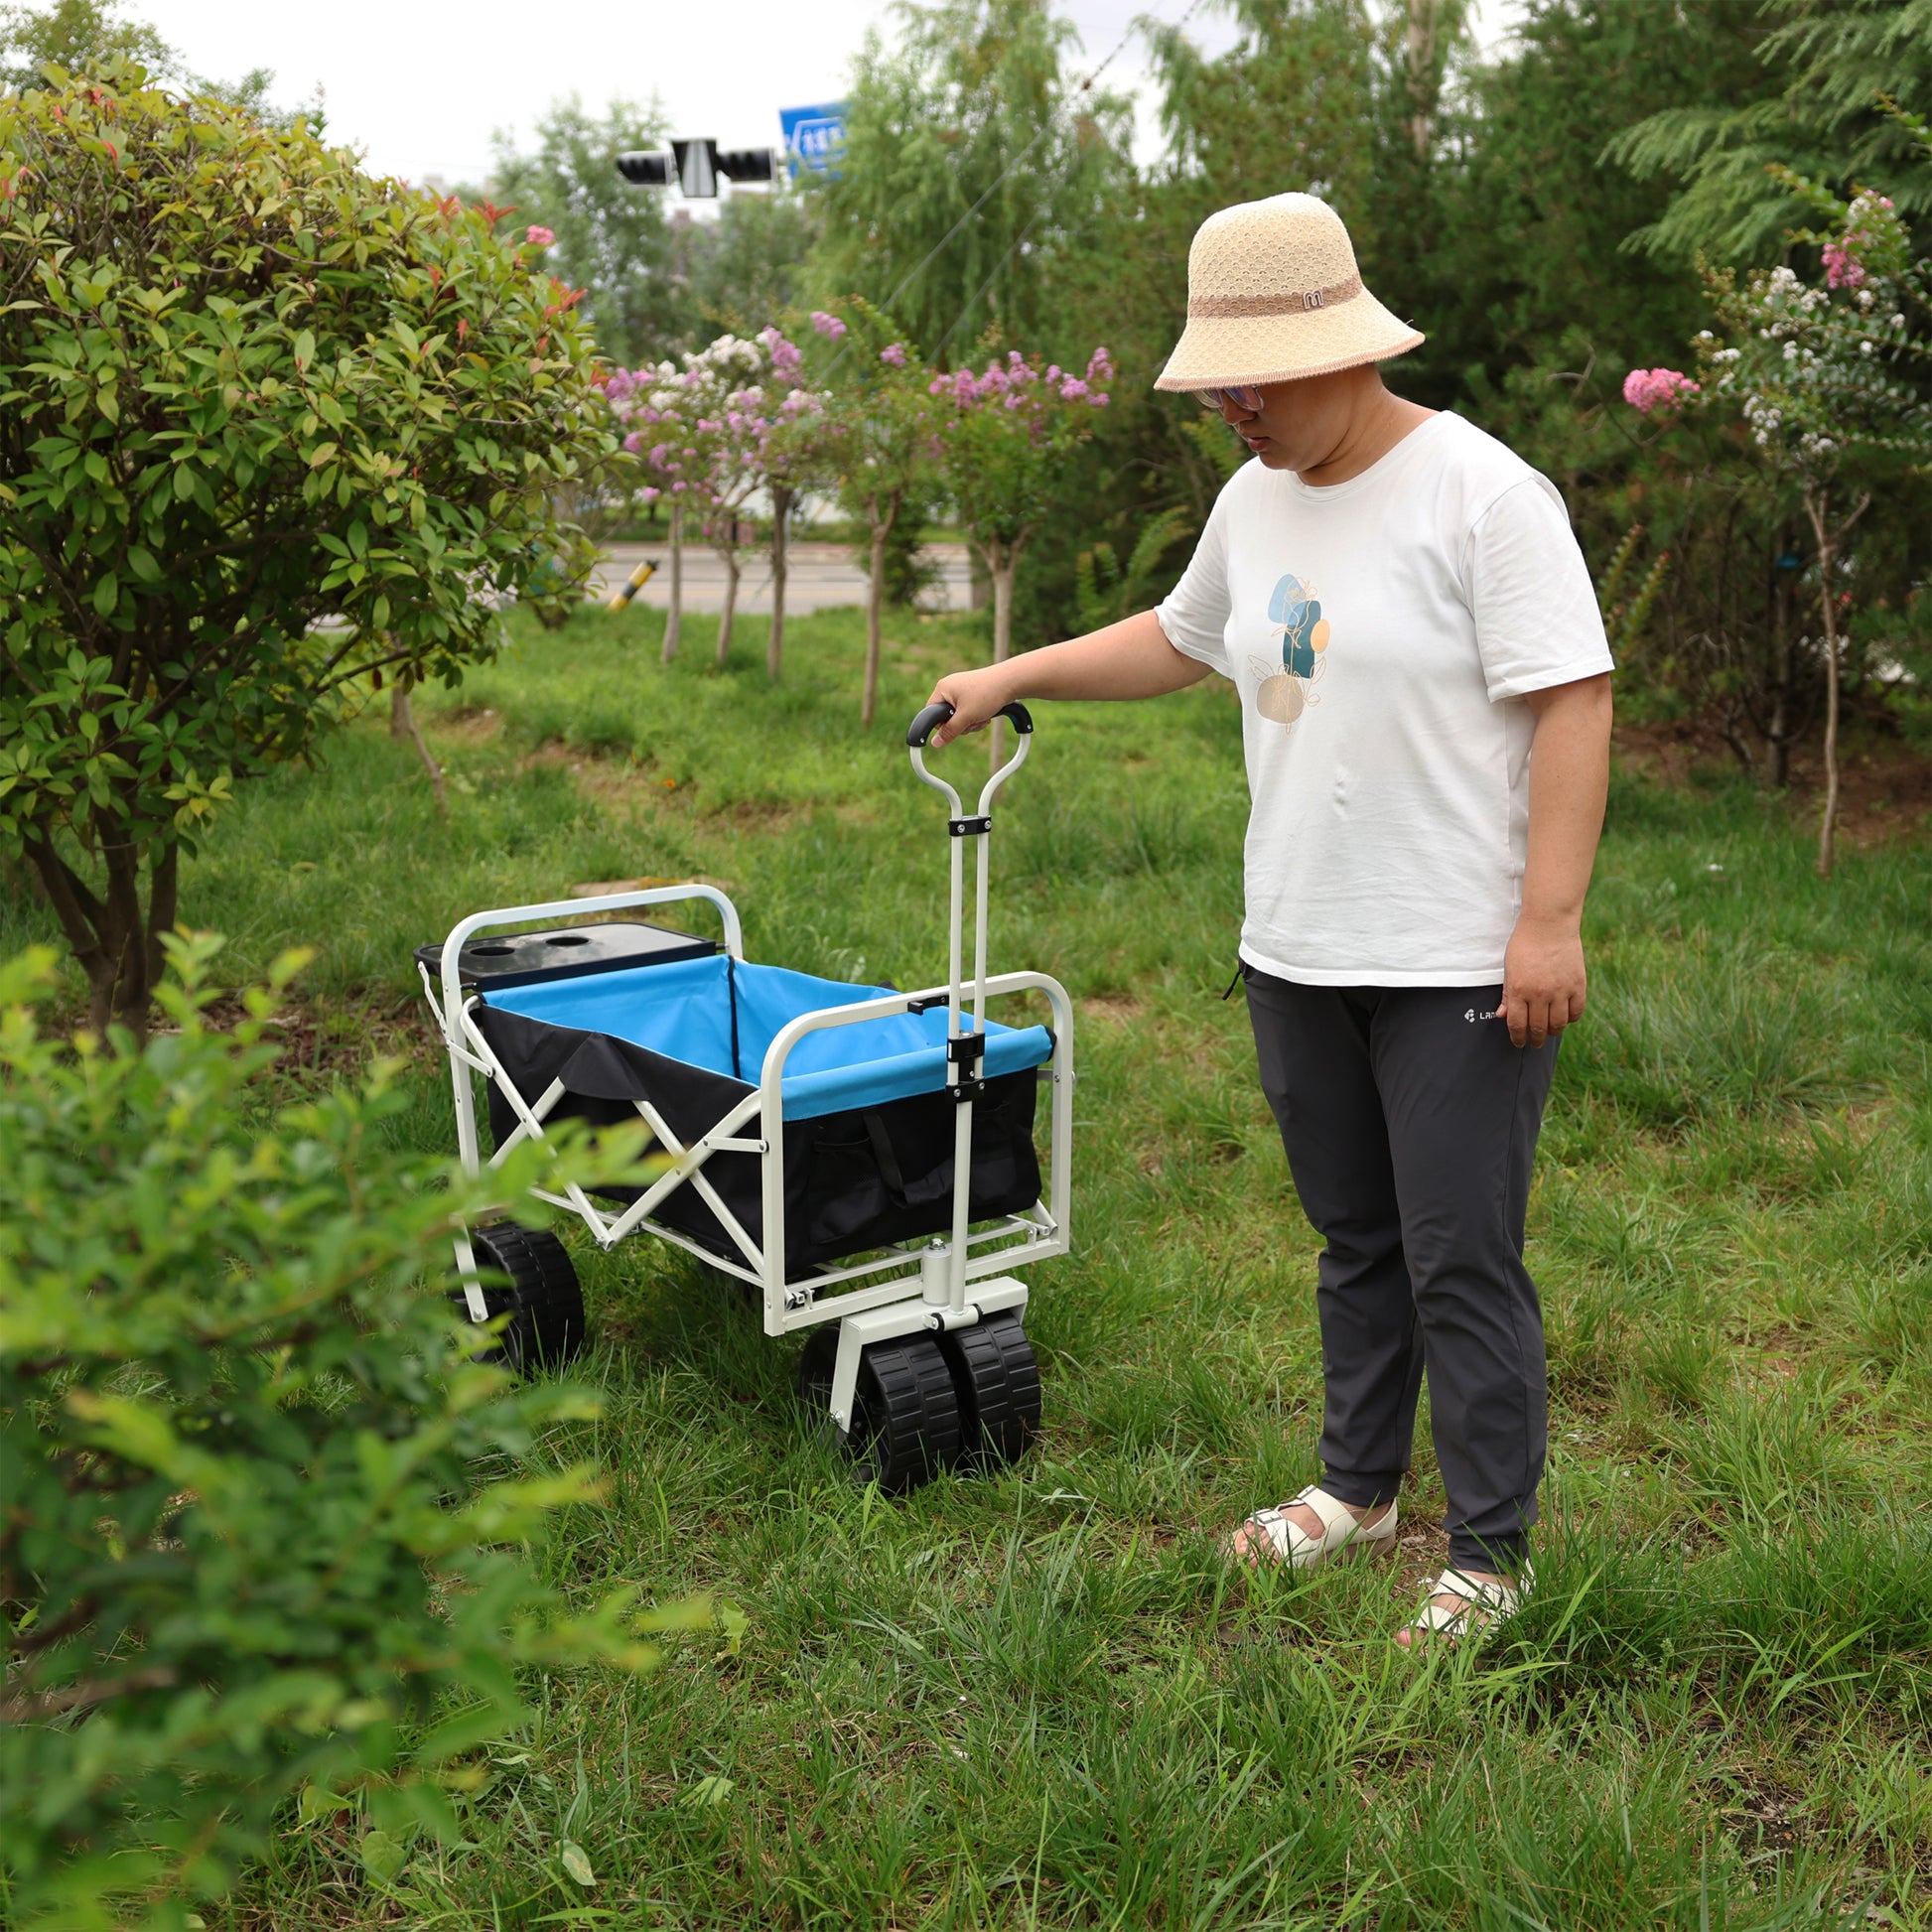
[421,717,1072,1434]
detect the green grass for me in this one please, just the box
[11,600,1931,1927]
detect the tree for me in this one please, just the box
[1632,167,1931,873]
[487,94,696,366]
[0,0,172,89]
[816,306,942,724]
[0,63,614,1034]
[686,186,819,335]
[605,359,712,662]
[928,345,1111,757]
[809,0,1130,357]
[757,327,835,681]
[1,0,318,128]
[1609,0,1932,263]
[1706,177,1930,875]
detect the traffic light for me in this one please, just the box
[616,140,777,200]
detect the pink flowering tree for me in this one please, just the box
[814,304,941,726]
[603,359,713,663]
[756,326,835,681]
[928,345,1113,757]
[605,334,829,671]
[1637,166,1930,876]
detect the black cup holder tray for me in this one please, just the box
[414,920,718,993]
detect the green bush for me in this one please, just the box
[0,61,617,1034]
[0,938,666,1929]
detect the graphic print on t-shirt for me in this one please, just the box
[1248,571,1332,730]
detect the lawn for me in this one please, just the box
[13,600,1930,1928]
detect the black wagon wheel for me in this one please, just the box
[453,1222,587,1375]
[797,1326,962,1494]
[938,1313,1042,1469]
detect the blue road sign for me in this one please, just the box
[779,102,848,180]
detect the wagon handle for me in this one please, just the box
[905,697,1033,749]
[905,700,1034,820]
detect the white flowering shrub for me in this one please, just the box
[1693,182,1930,476]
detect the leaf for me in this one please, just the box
[680,1775,735,1809]
[308,442,338,469]
[126,545,162,584]
[359,1829,407,1883]
[559,1840,597,1887]
[92,572,118,618]
[715,1599,749,1657]
[294,328,315,369]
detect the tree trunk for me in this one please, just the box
[767,484,792,682]
[716,534,741,667]
[390,686,412,741]
[23,824,176,1042]
[1405,0,1439,157]
[986,533,1027,769]
[1806,486,1871,880]
[661,503,683,665]
[863,496,899,728]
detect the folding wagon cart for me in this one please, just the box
[416,702,1073,1492]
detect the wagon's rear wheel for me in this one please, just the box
[797,1327,961,1494]
[939,1313,1041,1469]
[454,1222,586,1374]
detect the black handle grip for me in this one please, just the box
[905,699,1035,749]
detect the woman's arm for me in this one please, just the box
[1498,672,1613,1048]
[924,610,1212,748]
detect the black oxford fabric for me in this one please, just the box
[474,1002,1044,1272]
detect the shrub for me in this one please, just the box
[0,939,666,1929]
[0,62,616,1034]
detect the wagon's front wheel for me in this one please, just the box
[939,1313,1040,1469]
[798,1327,961,1494]
[454,1222,586,1374]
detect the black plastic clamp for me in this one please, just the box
[906,993,949,1016]
[948,1033,985,1067]
[950,1075,986,1104]
[948,815,992,837]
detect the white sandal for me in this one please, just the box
[1402,1565,1534,1646]
[1229,1483,1399,1570]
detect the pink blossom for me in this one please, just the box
[621,431,644,453]
[525,225,555,247]
[1087,346,1114,384]
[810,310,848,340]
[639,486,660,502]
[1821,242,1865,290]
[1622,367,1700,415]
[1058,377,1090,402]
[880,343,907,366]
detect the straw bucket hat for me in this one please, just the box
[1154,193,1424,392]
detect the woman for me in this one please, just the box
[924,193,1613,1646]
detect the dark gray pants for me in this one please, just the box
[1244,968,1557,1573]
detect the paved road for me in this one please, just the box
[590,540,974,616]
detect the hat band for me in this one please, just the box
[1187,273,1365,320]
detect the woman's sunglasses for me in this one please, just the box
[1195,384,1264,413]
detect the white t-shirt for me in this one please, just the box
[1156,411,1613,987]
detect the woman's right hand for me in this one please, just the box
[922,664,1016,749]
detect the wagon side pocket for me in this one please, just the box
[801,1115,897,1253]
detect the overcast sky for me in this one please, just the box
[145,0,1510,194]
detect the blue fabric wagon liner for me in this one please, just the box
[473,953,1055,1271]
